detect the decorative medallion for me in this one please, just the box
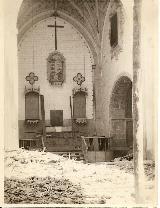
[26,72,38,85]
[73,73,85,86]
[47,51,65,86]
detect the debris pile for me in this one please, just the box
[5,176,83,204]
[113,154,155,180]
[144,160,155,180]
[4,149,155,204]
[112,153,133,161]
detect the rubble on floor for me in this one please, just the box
[112,153,133,161]
[4,149,156,204]
[112,154,155,180]
[5,177,83,204]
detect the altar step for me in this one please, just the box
[43,130,85,152]
[44,136,82,152]
[20,128,88,153]
[52,151,84,161]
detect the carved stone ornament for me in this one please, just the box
[25,119,39,125]
[73,73,85,86]
[26,72,38,85]
[25,86,40,95]
[25,72,40,95]
[72,86,88,97]
[75,118,87,125]
[47,51,66,86]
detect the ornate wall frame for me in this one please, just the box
[47,51,66,86]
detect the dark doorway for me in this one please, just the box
[50,110,63,126]
[110,76,133,155]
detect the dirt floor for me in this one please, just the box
[4,149,156,205]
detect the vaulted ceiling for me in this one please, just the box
[17,0,110,61]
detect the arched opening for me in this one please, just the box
[109,76,133,157]
[17,0,98,62]
[17,0,96,152]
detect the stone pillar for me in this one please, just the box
[0,1,5,203]
[133,0,158,203]
[133,0,145,203]
[140,0,158,203]
[4,0,23,150]
[92,64,97,135]
[141,0,158,161]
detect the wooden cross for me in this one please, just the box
[48,16,64,51]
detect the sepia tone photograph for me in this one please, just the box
[2,0,158,206]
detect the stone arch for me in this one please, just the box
[109,76,132,118]
[17,3,98,63]
[17,0,95,132]
[109,76,133,156]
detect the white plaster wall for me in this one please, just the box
[18,17,94,121]
[96,0,133,136]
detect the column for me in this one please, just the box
[133,0,145,203]
[4,0,23,150]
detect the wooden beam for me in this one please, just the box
[40,95,46,151]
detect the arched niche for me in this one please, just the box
[17,6,97,63]
[72,87,88,125]
[25,89,40,122]
[109,76,133,153]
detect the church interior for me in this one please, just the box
[4,0,157,162]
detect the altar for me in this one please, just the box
[18,15,94,152]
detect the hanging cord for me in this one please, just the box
[83,51,86,77]
[32,0,35,72]
[83,1,86,78]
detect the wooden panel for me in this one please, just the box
[87,151,96,162]
[110,138,128,150]
[126,120,133,147]
[110,119,128,149]
[50,110,63,126]
[125,86,132,118]
[87,151,114,162]
[95,151,106,162]
[25,92,39,120]
[73,93,86,118]
[111,119,126,139]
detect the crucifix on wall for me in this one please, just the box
[48,12,64,51]
[47,10,66,86]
